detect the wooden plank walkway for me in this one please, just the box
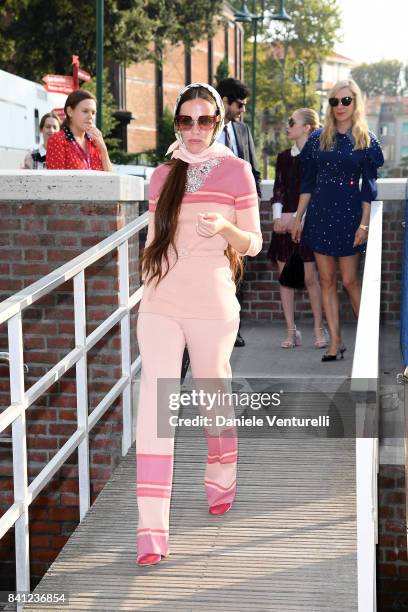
[23,432,357,611]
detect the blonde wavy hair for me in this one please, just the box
[320,79,370,151]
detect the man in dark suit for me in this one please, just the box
[216,78,261,202]
[216,78,261,347]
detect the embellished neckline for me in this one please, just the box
[185,158,223,193]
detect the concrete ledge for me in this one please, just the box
[261,178,408,203]
[0,170,144,202]
[144,177,408,203]
[2,172,406,204]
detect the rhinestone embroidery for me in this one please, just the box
[185,158,222,193]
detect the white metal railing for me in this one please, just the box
[351,200,383,612]
[0,211,148,597]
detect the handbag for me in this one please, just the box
[278,245,305,289]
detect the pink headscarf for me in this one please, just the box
[166,82,235,164]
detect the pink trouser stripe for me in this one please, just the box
[137,487,171,498]
[137,533,169,562]
[137,453,173,485]
[205,480,237,507]
[207,450,238,464]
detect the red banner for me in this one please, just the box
[52,108,66,122]
[44,83,74,95]
[78,68,91,82]
[43,75,74,87]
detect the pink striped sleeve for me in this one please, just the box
[234,162,262,257]
[148,164,170,212]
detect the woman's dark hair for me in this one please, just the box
[63,89,97,127]
[39,111,61,130]
[142,85,243,287]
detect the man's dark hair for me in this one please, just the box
[216,78,250,102]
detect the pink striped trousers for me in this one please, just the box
[136,312,239,562]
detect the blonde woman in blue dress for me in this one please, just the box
[292,79,384,361]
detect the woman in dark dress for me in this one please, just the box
[292,80,384,361]
[268,108,327,349]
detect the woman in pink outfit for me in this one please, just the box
[136,83,262,566]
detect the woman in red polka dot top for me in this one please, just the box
[46,89,112,171]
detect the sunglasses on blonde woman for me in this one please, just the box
[328,96,353,107]
[175,115,219,131]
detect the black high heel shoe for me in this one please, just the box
[321,346,346,362]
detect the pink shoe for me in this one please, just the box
[137,553,162,566]
[209,502,232,515]
[314,327,328,349]
[281,327,302,349]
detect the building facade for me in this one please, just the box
[111,3,244,155]
[366,96,408,171]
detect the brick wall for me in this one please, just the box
[241,197,404,323]
[0,173,142,591]
[377,465,408,610]
[125,6,244,154]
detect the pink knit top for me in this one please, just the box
[139,156,262,319]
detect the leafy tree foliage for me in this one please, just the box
[0,0,223,80]
[215,57,230,84]
[0,0,156,80]
[233,0,341,174]
[351,60,404,97]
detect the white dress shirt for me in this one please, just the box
[217,120,239,156]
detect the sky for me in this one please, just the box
[336,0,408,64]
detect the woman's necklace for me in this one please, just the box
[185,158,222,193]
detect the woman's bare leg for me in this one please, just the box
[277,260,297,345]
[338,254,361,318]
[304,262,325,344]
[314,253,341,354]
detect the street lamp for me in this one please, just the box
[292,59,323,108]
[234,1,291,137]
[96,0,104,130]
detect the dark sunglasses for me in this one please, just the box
[287,117,297,127]
[328,96,353,107]
[229,98,246,109]
[174,115,219,131]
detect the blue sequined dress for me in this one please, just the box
[300,128,384,256]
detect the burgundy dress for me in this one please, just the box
[267,148,314,263]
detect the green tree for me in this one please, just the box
[237,0,341,172]
[351,60,403,97]
[81,69,119,150]
[215,57,230,85]
[156,106,176,161]
[257,0,341,114]
[0,0,157,81]
[0,0,29,64]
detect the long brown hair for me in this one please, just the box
[142,86,243,287]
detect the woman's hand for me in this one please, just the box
[196,213,227,237]
[273,219,287,234]
[86,126,107,151]
[291,218,302,243]
[353,227,368,248]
